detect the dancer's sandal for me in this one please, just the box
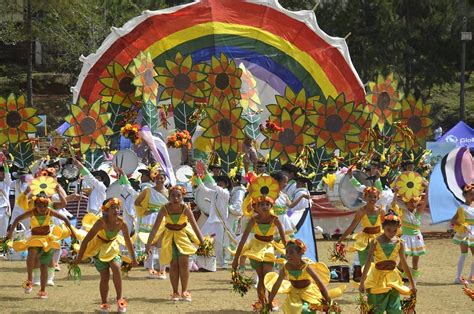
[117,298,128,313]
[170,292,181,301]
[22,280,33,294]
[99,303,111,313]
[37,291,48,299]
[181,291,192,302]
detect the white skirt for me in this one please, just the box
[452,225,474,247]
[401,233,426,256]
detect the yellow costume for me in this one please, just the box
[264,259,346,313]
[348,211,383,265]
[241,217,285,263]
[12,209,61,252]
[153,204,199,265]
[364,238,410,295]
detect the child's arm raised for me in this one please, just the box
[398,241,416,292]
[232,218,255,270]
[307,265,331,302]
[359,239,376,293]
[267,267,285,307]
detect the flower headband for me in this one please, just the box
[150,167,166,180]
[101,198,121,211]
[169,185,187,195]
[463,183,473,193]
[287,239,307,253]
[364,186,381,198]
[32,195,50,204]
[383,211,401,223]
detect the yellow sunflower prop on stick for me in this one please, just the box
[30,176,57,196]
[394,171,424,202]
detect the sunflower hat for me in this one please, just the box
[30,176,57,197]
[242,175,280,216]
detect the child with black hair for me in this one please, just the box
[359,211,415,314]
[265,239,331,313]
[451,183,474,283]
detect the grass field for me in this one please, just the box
[0,238,472,313]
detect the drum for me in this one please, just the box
[61,164,80,182]
[113,149,139,176]
[324,172,345,210]
[97,161,117,184]
[106,181,128,200]
[176,165,194,183]
[329,265,350,282]
[339,170,370,209]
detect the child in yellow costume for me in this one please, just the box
[450,183,474,283]
[265,239,333,313]
[145,185,204,302]
[232,195,287,310]
[359,211,415,314]
[72,198,137,313]
[337,186,384,281]
[6,192,76,299]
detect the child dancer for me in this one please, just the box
[451,183,474,283]
[72,198,137,313]
[7,192,76,299]
[145,185,204,301]
[232,195,287,309]
[359,211,416,314]
[337,186,384,281]
[266,239,331,313]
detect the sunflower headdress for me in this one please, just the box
[394,171,423,202]
[101,198,122,211]
[287,238,307,254]
[30,176,57,197]
[247,175,280,203]
[150,164,166,180]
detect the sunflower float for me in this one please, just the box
[155,52,210,107]
[30,176,57,196]
[247,175,279,201]
[64,98,113,153]
[308,93,362,153]
[0,94,41,145]
[394,94,433,148]
[130,51,159,106]
[365,73,403,130]
[260,107,316,162]
[99,62,138,108]
[394,171,424,201]
[207,53,242,101]
[267,86,319,117]
[200,97,247,154]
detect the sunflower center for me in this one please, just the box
[408,116,422,133]
[278,128,296,146]
[377,92,391,110]
[218,118,233,137]
[39,183,48,189]
[260,186,269,195]
[119,76,135,94]
[174,73,191,91]
[144,69,155,86]
[79,117,97,136]
[406,181,414,189]
[6,111,22,128]
[215,73,230,90]
[326,114,343,132]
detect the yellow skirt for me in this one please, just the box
[347,231,381,253]
[12,234,61,252]
[364,263,411,295]
[264,272,323,313]
[78,236,121,263]
[160,227,199,265]
[241,238,285,263]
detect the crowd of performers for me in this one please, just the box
[0,146,473,314]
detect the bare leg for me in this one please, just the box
[39,264,48,292]
[178,255,189,293]
[412,255,419,270]
[254,265,265,303]
[26,248,38,282]
[169,258,179,294]
[262,263,274,301]
[110,262,122,300]
[99,268,110,304]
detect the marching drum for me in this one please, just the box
[97,161,117,184]
[176,165,194,183]
[113,149,139,176]
[61,164,80,182]
[339,170,370,209]
[106,181,128,200]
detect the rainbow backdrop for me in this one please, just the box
[72,0,365,106]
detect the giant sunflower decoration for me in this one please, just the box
[394,171,424,201]
[260,107,316,162]
[130,51,159,106]
[394,94,433,148]
[308,93,362,153]
[365,73,403,130]
[0,94,41,145]
[207,53,242,101]
[99,62,138,108]
[64,99,113,153]
[156,52,210,108]
[267,86,319,117]
[248,175,280,201]
[30,176,57,196]
[199,97,247,154]
[346,108,371,155]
